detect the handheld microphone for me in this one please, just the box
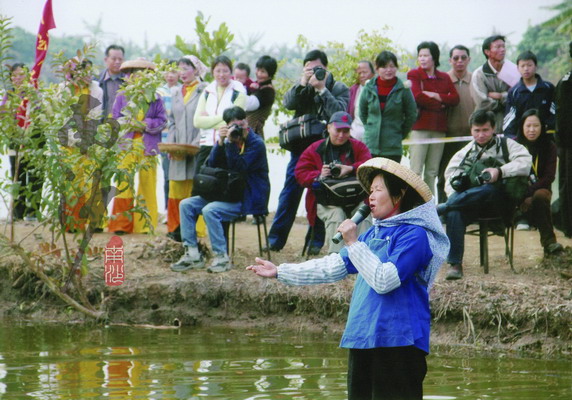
[332,204,371,244]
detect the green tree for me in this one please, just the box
[517,23,568,83]
[5,26,35,65]
[541,0,572,36]
[174,11,234,80]
[0,34,109,318]
[0,18,168,319]
[6,25,95,83]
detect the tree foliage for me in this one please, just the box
[0,17,171,319]
[174,11,234,80]
[541,0,572,36]
[517,23,569,83]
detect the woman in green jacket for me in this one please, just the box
[359,51,417,162]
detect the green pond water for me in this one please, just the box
[0,321,569,399]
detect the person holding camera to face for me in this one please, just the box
[268,49,350,255]
[438,109,531,280]
[171,106,270,273]
[295,112,372,254]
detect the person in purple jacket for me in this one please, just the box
[247,157,449,400]
[108,59,167,234]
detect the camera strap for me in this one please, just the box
[317,138,353,165]
[461,139,496,168]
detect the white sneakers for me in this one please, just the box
[207,253,233,273]
[170,246,205,272]
[170,247,232,273]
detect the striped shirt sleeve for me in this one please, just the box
[347,241,401,294]
[277,253,348,286]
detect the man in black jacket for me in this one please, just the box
[555,42,572,237]
[267,49,349,254]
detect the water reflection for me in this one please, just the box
[0,322,568,399]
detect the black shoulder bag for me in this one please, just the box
[278,114,326,153]
[313,175,367,207]
[193,166,246,203]
[499,137,529,204]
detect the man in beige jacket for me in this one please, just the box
[438,45,476,203]
[438,110,531,280]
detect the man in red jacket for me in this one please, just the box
[295,111,372,253]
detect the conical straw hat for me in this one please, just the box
[120,58,156,71]
[357,157,433,202]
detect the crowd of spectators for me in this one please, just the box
[3,36,571,277]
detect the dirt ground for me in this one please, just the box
[1,214,571,357]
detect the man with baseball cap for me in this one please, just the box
[295,111,372,253]
[267,49,349,255]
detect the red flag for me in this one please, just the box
[30,0,56,87]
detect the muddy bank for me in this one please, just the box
[1,217,571,358]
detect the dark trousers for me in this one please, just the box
[347,346,427,400]
[268,152,325,250]
[9,155,42,219]
[523,189,557,248]
[161,152,170,208]
[443,184,507,265]
[437,141,465,204]
[558,147,572,237]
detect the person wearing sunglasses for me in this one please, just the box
[437,45,476,204]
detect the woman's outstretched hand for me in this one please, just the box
[246,257,278,278]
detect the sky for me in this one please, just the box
[1,0,560,54]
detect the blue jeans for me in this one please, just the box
[179,196,242,255]
[443,184,506,264]
[268,152,325,250]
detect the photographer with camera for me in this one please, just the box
[437,109,531,279]
[295,112,372,253]
[268,49,349,255]
[171,106,270,273]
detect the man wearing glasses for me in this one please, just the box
[437,45,476,204]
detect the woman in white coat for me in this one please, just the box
[192,55,247,172]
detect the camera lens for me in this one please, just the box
[451,173,468,192]
[480,171,491,182]
[313,67,326,81]
[229,124,242,138]
[330,164,341,178]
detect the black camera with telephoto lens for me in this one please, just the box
[228,124,242,139]
[328,161,342,178]
[313,66,326,81]
[476,170,491,185]
[451,170,492,192]
[450,172,470,192]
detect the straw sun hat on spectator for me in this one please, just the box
[120,58,156,72]
[357,157,433,202]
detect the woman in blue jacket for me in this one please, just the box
[247,157,449,399]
